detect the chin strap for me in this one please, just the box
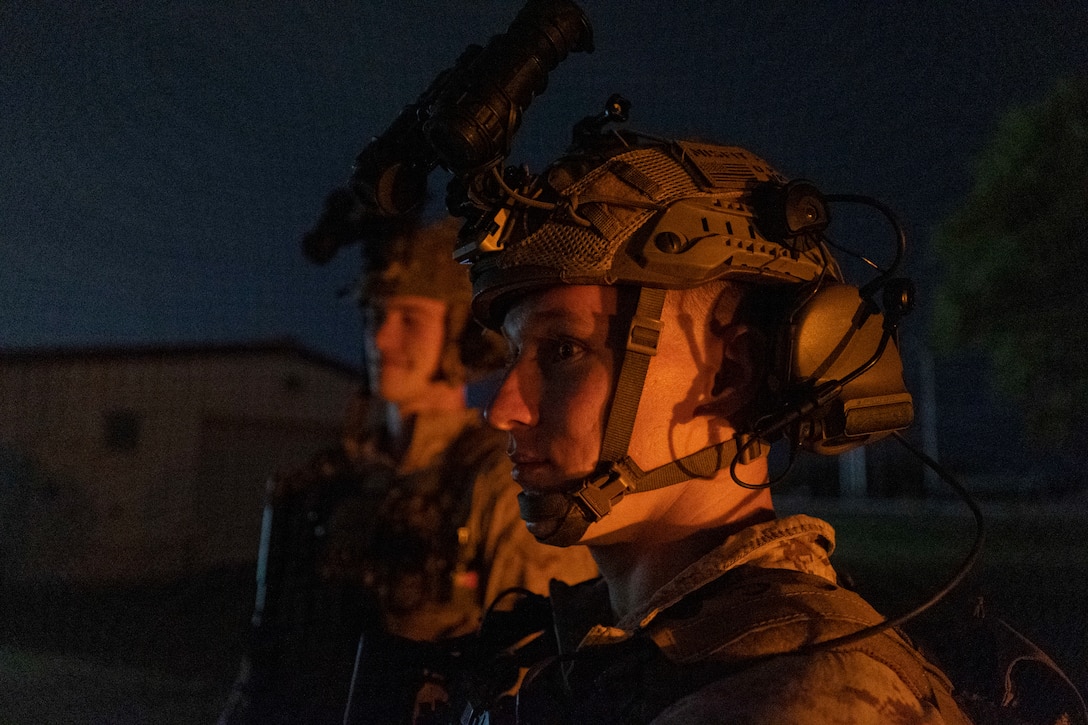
[518,435,768,547]
[518,286,768,547]
[598,287,666,463]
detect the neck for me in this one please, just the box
[589,464,774,621]
[590,529,726,620]
[388,383,466,432]
[382,386,466,458]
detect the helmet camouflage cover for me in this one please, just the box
[469,139,840,328]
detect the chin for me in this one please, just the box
[511,465,577,493]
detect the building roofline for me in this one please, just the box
[0,337,363,379]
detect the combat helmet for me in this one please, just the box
[458,132,915,546]
[359,216,505,385]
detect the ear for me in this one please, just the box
[698,323,767,423]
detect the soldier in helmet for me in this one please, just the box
[219,217,598,725]
[444,132,975,723]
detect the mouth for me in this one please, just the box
[507,443,552,487]
[510,458,551,486]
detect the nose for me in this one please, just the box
[371,315,398,355]
[484,363,537,431]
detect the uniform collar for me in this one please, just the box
[574,514,838,648]
[390,407,482,474]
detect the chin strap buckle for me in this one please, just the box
[571,466,632,522]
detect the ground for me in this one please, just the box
[0,566,251,724]
[1,496,1085,724]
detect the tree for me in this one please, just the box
[933,77,1088,446]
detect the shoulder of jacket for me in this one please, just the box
[648,565,885,663]
[650,566,960,706]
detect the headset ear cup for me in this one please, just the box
[773,283,914,454]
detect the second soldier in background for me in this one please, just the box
[219,217,597,724]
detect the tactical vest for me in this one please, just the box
[318,419,508,635]
[224,419,506,725]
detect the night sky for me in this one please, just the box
[4,1,1086,372]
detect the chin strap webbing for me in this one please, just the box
[599,287,666,463]
[569,435,766,526]
[555,286,768,536]
[619,437,743,492]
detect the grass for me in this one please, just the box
[810,503,1088,701]
[0,646,225,725]
[0,567,253,724]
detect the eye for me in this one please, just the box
[542,338,581,365]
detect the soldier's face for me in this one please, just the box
[364,295,448,412]
[486,283,752,543]
[486,285,621,495]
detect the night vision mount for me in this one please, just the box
[301,0,593,265]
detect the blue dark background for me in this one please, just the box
[3,1,1087,472]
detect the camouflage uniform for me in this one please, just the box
[336,406,599,642]
[479,515,972,724]
[221,406,597,725]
